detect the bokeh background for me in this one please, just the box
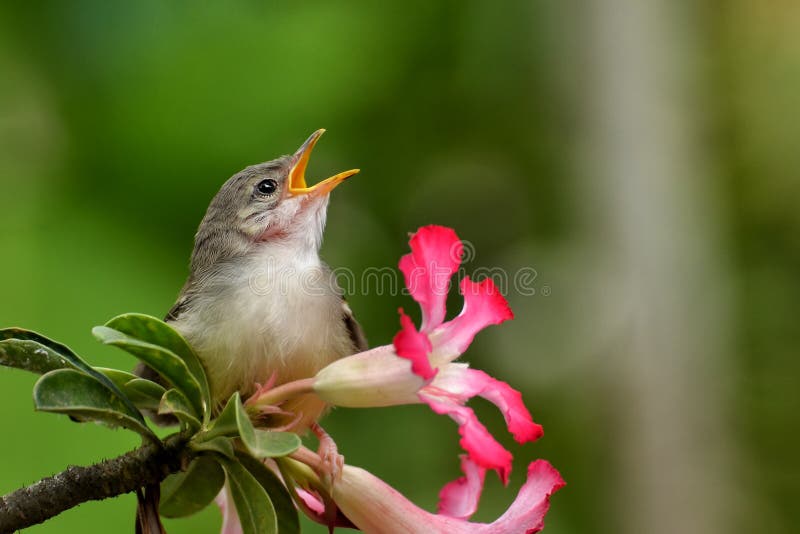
[1,1,798,533]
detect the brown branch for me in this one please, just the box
[0,433,194,533]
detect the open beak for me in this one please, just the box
[288,129,360,196]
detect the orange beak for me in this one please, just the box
[288,129,360,196]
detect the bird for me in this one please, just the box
[135,129,367,430]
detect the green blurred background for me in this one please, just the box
[1,1,798,533]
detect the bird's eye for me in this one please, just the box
[255,179,278,196]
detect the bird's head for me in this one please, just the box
[191,129,359,271]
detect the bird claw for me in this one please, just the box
[245,372,279,407]
[311,422,344,487]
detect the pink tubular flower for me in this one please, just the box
[332,458,565,534]
[227,226,562,534]
[313,225,544,487]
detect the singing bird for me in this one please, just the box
[136,130,367,430]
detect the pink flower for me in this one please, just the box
[226,226,562,534]
[217,456,564,534]
[332,458,564,534]
[314,226,543,486]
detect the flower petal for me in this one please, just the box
[420,389,513,483]
[399,225,463,332]
[433,366,544,444]
[294,487,356,529]
[438,455,486,520]
[475,371,543,444]
[331,460,564,534]
[435,277,514,359]
[393,308,437,380]
[296,487,325,516]
[484,460,565,534]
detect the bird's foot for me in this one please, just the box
[245,372,279,407]
[311,422,344,488]
[246,373,304,431]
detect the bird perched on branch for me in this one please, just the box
[133,129,365,533]
[136,129,367,430]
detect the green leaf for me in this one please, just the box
[247,430,301,458]
[1,329,144,424]
[196,394,297,457]
[92,325,204,418]
[95,367,139,387]
[159,456,225,518]
[1,328,92,372]
[0,339,78,374]
[33,369,158,442]
[95,369,167,412]
[124,378,167,412]
[198,392,243,442]
[234,394,257,448]
[206,392,297,459]
[189,436,235,459]
[104,314,211,421]
[213,394,298,458]
[159,389,201,432]
[236,451,300,534]
[220,457,278,534]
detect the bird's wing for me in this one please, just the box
[342,299,368,352]
[162,270,207,322]
[164,297,189,322]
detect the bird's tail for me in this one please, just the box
[135,484,166,534]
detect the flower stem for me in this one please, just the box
[247,377,316,408]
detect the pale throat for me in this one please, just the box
[260,194,329,258]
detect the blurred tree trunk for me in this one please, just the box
[578,2,736,533]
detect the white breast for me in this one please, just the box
[174,244,352,411]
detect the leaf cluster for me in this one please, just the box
[0,314,302,534]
